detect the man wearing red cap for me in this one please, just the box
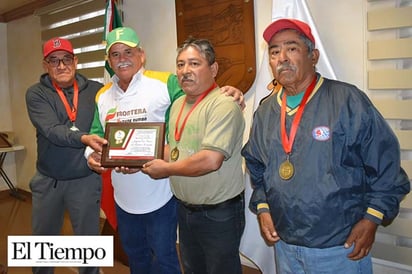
[26,37,104,274]
[242,19,410,273]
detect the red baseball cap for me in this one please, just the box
[43,38,74,58]
[263,19,315,46]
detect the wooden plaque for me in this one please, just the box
[101,122,165,168]
[175,0,256,93]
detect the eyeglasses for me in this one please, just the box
[46,56,74,67]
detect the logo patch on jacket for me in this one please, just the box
[312,126,330,141]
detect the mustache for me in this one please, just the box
[276,64,296,73]
[116,61,133,68]
[180,74,193,82]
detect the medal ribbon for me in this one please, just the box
[53,80,79,124]
[175,82,218,142]
[280,76,317,154]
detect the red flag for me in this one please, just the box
[101,169,116,229]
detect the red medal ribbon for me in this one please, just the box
[280,76,317,154]
[53,80,79,123]
[174,82,218,142]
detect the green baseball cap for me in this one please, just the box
[106,27,140,53]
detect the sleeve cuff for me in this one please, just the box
[364,207,384,225]
[84,146,93,160]
[257,203,270,214]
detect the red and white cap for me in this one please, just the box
[43,38,74,58]
[263,19,315,46]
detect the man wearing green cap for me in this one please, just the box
[83,27,244,274]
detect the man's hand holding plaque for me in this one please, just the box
[101,122,165,169]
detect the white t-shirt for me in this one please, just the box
[92,69,175,214]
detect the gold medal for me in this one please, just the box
[171,147,179,161]
[279,76,317,181]
[279,159,294,180]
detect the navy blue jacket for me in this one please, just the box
[242,75,410,248]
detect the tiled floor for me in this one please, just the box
[0,190,261,274]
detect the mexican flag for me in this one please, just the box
[101,0,122,230]
[103,0,123,78]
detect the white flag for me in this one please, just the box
[239,1,337,273]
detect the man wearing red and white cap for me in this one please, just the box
[26,37,104,274]
[242,19,410,273]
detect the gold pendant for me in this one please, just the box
[279,159,294,180]
[171,147,179,161]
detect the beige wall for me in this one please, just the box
[0,24,12,128]
[0,23,14,191]
[2,16,42,191]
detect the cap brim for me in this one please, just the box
[44,49,74,58]
[106,41,138,53]
[263,19,315,45]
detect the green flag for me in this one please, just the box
[103,0,123,77]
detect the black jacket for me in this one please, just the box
[26,73,103,180]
